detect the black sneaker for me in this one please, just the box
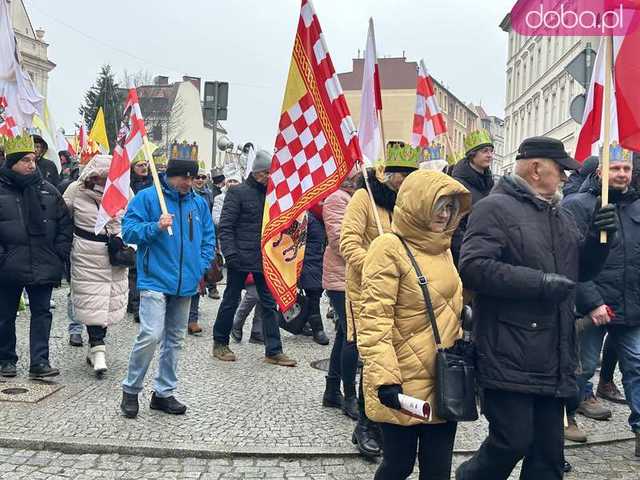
[0,362,17,378]
[121,392,139,419]
[149,392,187,415]
[28,364,60,379]
[69,333,83,347]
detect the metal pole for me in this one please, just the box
[210,82,219,174]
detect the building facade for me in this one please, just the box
[10,0,56,97]
[134,76,227,170]
[338,56,480,161]
[500,13,600,174]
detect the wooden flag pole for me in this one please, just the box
[600,35,613,244]
[142,135,173,236]
[360,161,385,236]
[444,132,458,165]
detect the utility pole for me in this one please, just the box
[204,81,229,173]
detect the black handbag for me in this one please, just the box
[396,235,478,422]
[106,230,136,268]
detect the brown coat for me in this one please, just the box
[340,184,393,342]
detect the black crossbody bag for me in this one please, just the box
[396,235,478,422]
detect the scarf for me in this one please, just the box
[0,167,46,236]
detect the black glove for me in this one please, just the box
[540,273,576,302]
[591,201,617,235]
[378,384,403,410]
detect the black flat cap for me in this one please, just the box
[516,136,582,171]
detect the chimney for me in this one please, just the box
[183,76,201,93]
[154,75,169,86]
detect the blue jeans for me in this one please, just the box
[573,323,640,432]
[122,290,191,398]
[67,292,83,335]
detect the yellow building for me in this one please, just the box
[338,56,479,158]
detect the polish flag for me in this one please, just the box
[615,18,640,152]
[411,60,447,148]
[574,39,620,163]
[358,18,383,167]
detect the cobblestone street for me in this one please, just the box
[1,286,639,478]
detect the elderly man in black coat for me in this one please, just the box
[456,137,616,480]
[212,150,297,367]
[0,136,72,379]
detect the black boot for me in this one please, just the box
[351,416,381,458]
[342,395,358,420]
[308,314,329,345]
[150,392,187,415]
[322,376,343,408]
[121,392,139,419]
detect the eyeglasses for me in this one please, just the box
[195,175,206,180]
[135,162,148,168]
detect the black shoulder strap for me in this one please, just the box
[395,234,442,349]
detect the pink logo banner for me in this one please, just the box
[511,0,640,36]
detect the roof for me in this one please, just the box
[338,57,478,117]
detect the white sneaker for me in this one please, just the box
[87,345,107,376]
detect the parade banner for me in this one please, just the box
[411,60,448,149]
[89,106,110,154]
[358,18,383,167]
[261,0,361,312]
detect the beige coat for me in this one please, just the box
[63,156,129,327]
[358,171,471,425]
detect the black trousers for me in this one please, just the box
[375,421,457,480]
[212,268,283,357]
[326,290,358,398]
[86,326,107,347]
[0,285,53,366]
[458,389,564,480]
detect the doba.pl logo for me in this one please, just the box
[511,0,640,36]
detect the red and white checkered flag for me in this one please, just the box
[94,86,146,234]
[261,0,361,311]
[411,60,447,148]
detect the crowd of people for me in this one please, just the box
[1,128,639,480]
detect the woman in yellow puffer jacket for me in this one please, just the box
[358,170,471,480]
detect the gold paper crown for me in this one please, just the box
[384,143,420,171]
[607,142,633,163]
[464,129,493,155]
[3,133,35,157]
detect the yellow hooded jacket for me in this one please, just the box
[358,170,471,426]
[340,185,394,343]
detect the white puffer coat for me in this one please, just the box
[63,155,130,327]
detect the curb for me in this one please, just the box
[0,431,635,459]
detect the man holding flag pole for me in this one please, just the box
[117,85,215,419]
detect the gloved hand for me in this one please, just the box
[378,384,403,410]
[591,201,617,235]
[540,273,576,302]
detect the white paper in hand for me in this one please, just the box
[398,394,432,421]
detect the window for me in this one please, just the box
[537,46,543,76]
[529,55,535,87]
[551,93,557,128]
[523,62,528,91]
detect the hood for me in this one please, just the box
[392,170,471,254]
[357,169,397,212]
[451,158,494,194]
[78,154,111,182]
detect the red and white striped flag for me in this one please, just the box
[574,39,619,163]
[615,17,640,152]
[358,18,383,167]
[95,86,146,234]
[411,60,447,148]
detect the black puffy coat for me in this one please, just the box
[0,173,73,286]
[130,172,153,194]
[562,156,599,198]
[459,175,609,398]
[37,157,60,187]
[299,211,326,290]
[451,159,494,266]
[562,175,640,326]
[218,175,266,272]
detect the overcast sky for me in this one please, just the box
[23,0,514,149]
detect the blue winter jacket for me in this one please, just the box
[123,177,216,297]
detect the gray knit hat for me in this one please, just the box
[251,149,273,173]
